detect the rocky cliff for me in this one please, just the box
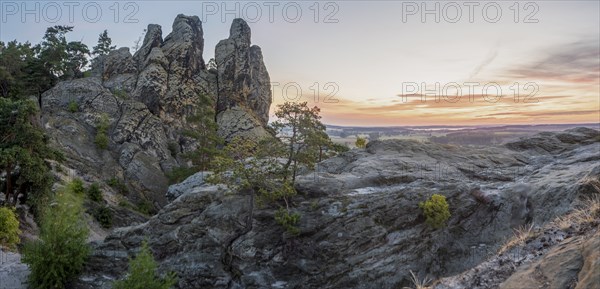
[40,15,272,209]
[75,128,600,289]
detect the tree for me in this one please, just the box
[22,183,90,289]
[419,194,451,229]
[38,25,89,80]
[271,102,331,184]
[0,206,20,250]
[0,41,35,98]
[92,30,116,56]
[112,241,177,289]
[0,98,56,211]
[355,136,367,148]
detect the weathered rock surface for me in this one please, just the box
[76,128,599,289]
[215,18,272,141]
[41,16,272,209]
[0,249,29,289]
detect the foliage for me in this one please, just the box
[22,188,90,289]
[68,178,85,195]
[167,142,179,157]
[94,206,113,228]
[87,183,103,202]
[95,114,110,149]
[180,93,223,172]
[274,207,301,235]
[419,194,451,229]
[0,206,21,250]
[355,136,367,148]
[0,98,56,212]
[208,137,302,234]
[136,199,155,216]
[112,241,177,289]
[92,30,116,56]
[271,102,332,184]
[40,26,89,80]
[112,88,128,99]
[107,177,129,195]
[331,143,350,153]
[68,99,78,113]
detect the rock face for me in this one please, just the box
[41,16,272,208]
[76,128,599,289]
[215,18,272,141]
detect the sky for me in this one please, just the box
[1,0,599,126]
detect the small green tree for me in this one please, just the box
[355,136,367,148]
[112,241,177,289]
[22,187,90,289]
[271,102,331,184]
[0,206,20,250]
[419,194,451,229]
[87,182,102,202]
[95,114,110,149]
[92,30,116,56]
[68,178,85,195]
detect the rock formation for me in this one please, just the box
[40,16,272,208]
[75,128,599,289]
[215,18,272,141]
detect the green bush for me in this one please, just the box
[94,206,113,228]
[355,136,367,148]
[87,183,103,202]
[95,114,110,149]
[22,190,90,289]
[136,200,154,216]
[67,100,78,113]
[112,241,177,289]
[419,194,451,229]
[68,178,85,195]
[274,208,301,235]
[107,178,129,195]
[0,207,21,250]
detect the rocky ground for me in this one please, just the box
[73,127,599,289]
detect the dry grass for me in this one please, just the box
[402,270,433,289]
[497,223,536,255]
[553,196,600,230]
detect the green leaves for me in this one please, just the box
[419,194,451,229]
[112,241,177,289]
[95,114,110,149]
[0,206,21,250]
[22,187,90,289]
[0,98,55,211]
[92,30,116,56]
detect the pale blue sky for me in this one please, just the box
[1,1,598,125]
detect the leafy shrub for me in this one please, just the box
[136,200,154,216]
[68,178,85,195]
[332,143,350,153]
[94,206,112,228]
[0,207,21,250]
[355,136,367,148]
[112,241,177,289]
[113,88,128,99]
[167,142,179,158]
[95,114,110,149]
[22,190,90,289]
[274,208,301,235]
[107,178,129,195]
[87,183,103,202]
[67,100,78,113]
[419,194,451,229]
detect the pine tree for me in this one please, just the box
[92,30,116,56]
